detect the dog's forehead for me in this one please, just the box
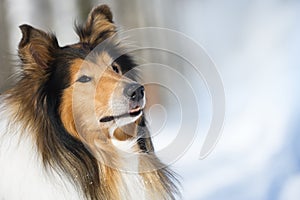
[57,42,136,76]
[60,43,114,66]
[70,54,113,73]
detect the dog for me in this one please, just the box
[0,5,179,200]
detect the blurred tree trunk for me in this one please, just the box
[0,0,12,92]
[33,0,53,27]
[76,0,93,23]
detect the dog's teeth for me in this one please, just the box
[129,107,141,113]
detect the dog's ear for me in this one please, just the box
[18,24,59,70]
[76,5,116,47]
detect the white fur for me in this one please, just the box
[0,97,149,200]
[119,171,146,200]
[0,99,83,200]
[110,117,146,200]
[111,138,146,200]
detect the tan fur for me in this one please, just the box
[114,123,136,141]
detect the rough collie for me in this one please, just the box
[0,5,179,200]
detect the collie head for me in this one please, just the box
[1,4,180,200]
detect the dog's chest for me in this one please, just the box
[0,108,148,200]
[0,126,81,200]
[112,139,147,200]
[0,135,148,200]
[118,172,146,200]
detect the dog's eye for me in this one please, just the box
[77,75,92,83]
[111,63,120,74]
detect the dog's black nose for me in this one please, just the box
[124,83,144,102]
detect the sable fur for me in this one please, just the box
[0,4,180,200]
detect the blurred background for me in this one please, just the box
[1,0,300,199]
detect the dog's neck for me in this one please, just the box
[95,124,146,199]
[107,123,141,172]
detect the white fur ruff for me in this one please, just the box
[0,101,82,200]
[0,98,149,200]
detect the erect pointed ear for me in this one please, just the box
[76,5,117,47]
[18,24,59,70]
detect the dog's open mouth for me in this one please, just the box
[129,106,142,116]
[100,106,143,123]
